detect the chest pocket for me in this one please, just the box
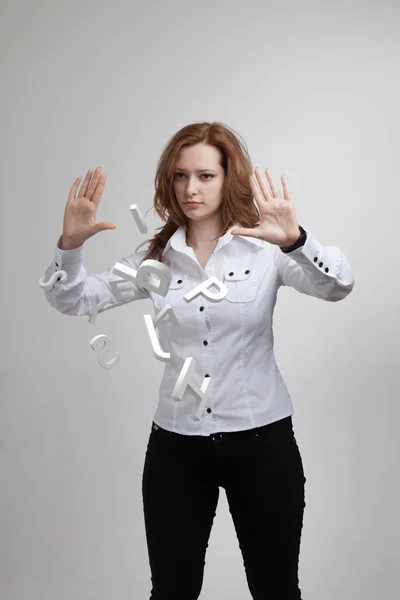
[153,274,186,309]
[223,255,257,303]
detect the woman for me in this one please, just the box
[42,122,355,599]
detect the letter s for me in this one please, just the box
[89,334,120,369]
[39,270,68,289]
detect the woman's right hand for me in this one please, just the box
[61,167,116,249]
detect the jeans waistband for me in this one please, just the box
[151,416,293,441]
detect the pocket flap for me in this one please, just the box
[223,267,252,282]
[222,253,256,302]
[168,275,186,290]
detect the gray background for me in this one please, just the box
[1,0,399,598]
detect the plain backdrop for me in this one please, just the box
[1,0,399,598]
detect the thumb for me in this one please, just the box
[231,228,252,236]
[94,222,116,234]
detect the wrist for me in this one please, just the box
[280,226,307,253]
[282,234,300,247]
[60,234,84,250]
[281,228,302,248]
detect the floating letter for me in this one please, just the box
[90,334,120,369]
[183,276,227,304]
[112,259,172,297]
[39,269,68,289]
[171,357,213,421]
[143,304,180,362]
[108,271,136,301]
[88,296,113,324]
[130,204,148,233]
[143,314,170,361]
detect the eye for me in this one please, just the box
[174,173,214,180]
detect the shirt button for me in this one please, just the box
[203,340,208,346]
[245,269,250,274]
[177,279,182,283]
[207,408,212,413]
[205,374,210,377]
[200,306,204,311]
[229,271,234,276]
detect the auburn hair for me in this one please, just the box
[135,121,260,265]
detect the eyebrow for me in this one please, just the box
[174,168,218,173]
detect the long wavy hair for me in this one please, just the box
[135,121,260,264]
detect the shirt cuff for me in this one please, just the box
[53,235,84,281]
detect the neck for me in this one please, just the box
[185,219,221,250]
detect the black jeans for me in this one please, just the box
[142,416,306,600]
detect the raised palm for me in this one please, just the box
[63,167,116,245]
[231,168,300,246]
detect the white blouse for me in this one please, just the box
[42,223,355,436]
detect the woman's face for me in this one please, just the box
[173,143,225,222]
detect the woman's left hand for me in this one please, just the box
[231,168,300,246]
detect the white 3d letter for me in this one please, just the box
[153,304,180,328]
[90,334,120,369]
[143,314,170,361]
[183,276,227,304]
[143,304,180,362]
[88,296,112,324]
[171,357,213,421]
[112,259,172,297]
[108,271,136,301]
[39,269,68,289]
[130,204,148,233]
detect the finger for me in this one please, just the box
[86,167,103,200]
[69,169,93,203]
[67,171,88,204]
[93,221,116,233]
[79,169,95,198]
[253,167,272,201]
[250,174,267,212]
[91,173,107,207]
[68,177,82,204]
[263,168,281,198]
[281,175,292,201]
[232,226,260,239]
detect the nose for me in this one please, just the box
[185,177,199,197]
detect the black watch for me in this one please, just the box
[280,225,307,253]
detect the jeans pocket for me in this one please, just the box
[146,422,160,449]
[150,422,175,441]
